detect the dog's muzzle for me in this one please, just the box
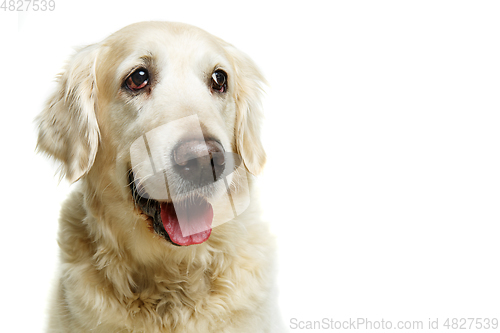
[128,115,248,246]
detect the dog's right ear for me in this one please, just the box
[36,45,100,183]
[223,44,267,176]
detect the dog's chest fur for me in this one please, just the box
[49,190,275,333]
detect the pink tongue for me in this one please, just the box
[160,199,213,246]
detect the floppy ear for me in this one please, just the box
[225,45,267,175]
[36,45,100,183]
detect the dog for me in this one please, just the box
[36,21,282,333]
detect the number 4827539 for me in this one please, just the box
[443,318,498,330]
[1,0,56,11]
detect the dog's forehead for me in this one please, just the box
[106,23,224,61]
[99,22,229,83]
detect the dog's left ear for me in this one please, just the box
[35,44,100,183]
[224,45,267,175]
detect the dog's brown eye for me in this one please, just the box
[211,70,227,93]
[126,68,149,91]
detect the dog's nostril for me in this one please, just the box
[180,158,197,170]
[173,140,226,184]
[211,152,225,166]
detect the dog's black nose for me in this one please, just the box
[173,139,225,185]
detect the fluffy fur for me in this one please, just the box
[37,22,282,333]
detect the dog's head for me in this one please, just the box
[36,22,266,248]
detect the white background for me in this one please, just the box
[1,1,500,332]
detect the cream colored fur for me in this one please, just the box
[37,22,282,333]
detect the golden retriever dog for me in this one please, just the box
[36,22,282,333]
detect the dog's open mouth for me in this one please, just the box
[129,172,213,246]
